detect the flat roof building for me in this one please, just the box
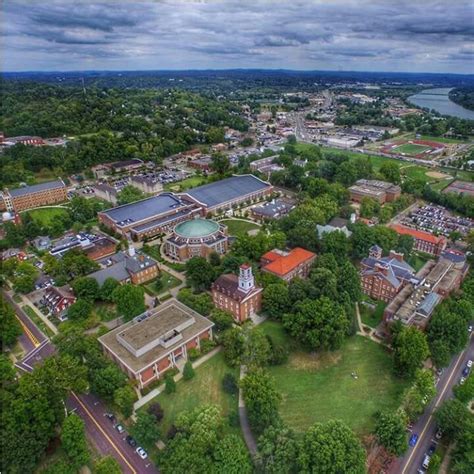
[99,299,214,387]
[349,179,401,204]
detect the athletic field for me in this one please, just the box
[393,143,431,155]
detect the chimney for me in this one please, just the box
[375,263,389,276]
[128,244,136,257]
[389,250,404,262]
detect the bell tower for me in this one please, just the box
[238,264,254,292]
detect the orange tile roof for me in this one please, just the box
[261,250,281,262]
[389,224,445,245]
[262,247,316,277]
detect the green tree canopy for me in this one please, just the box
[112,284,146,321]
[61,414,90,469]
[374,411,408,456]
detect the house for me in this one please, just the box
[349,179,401,204]
[41,286,76,320]
[110,159,144,173]
[98,299,214,388]
[360,246,418,302]
[260,247,317,282]
[188,156,213,172]
[211,264,262,323]
[89,247,159,286]
[83,236,117,261]
[251,198,296,222]
[389,224,447,256]
[317,217,353,238]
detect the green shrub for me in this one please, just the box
[222,373,238,395]
[188,348,201,362]
[183,361,195,380]
[200,338,217,354]
[165,373,176,394]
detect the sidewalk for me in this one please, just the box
[239,365,258,458]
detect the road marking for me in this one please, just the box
[15,314,40,347]
[71,392,137,474]
[401,348,468,474]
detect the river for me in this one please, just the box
[408,87,474,120]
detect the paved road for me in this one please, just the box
[4,290,158,474]
[391,335,474,474]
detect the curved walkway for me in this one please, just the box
[239,365,258,458]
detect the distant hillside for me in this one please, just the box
[449,87,474,111]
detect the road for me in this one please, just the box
[4,290,158,474]
[391,334,474,474]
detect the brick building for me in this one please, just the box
[40,286,76,320]
[212,264,262,323]
[349,179,401,204]
[260,247,317,282]
[360,245,418,302]
[98,299,214,388]
[1,180,67,212]
[389,224,447,256]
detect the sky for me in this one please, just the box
[2,0,474,74]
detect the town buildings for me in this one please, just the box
[316,216,354,239]
[360,245,418,302]
[260,247,317,282]
[389,224,447,256]
[164,218,228,261]
[1,180,67,212]
[384,250,469,329]
[40,286,76,320]
[211,264,262,323]
[89,248,159,286]
[98,299,214,388]
[251,198,296,222]
[130,175,163,194]
[349,179,401,204]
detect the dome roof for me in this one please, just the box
[174,218,219,238]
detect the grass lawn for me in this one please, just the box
[147,352,239,436]
[393,143,431,155]
[359,302,387,328]
[260,322,409,436]
[143,270,182,295]
[25,207,69,227]
[408,252,432,272]
[220,218,260,235]
[164,175,209,192]
[22,305,56,338]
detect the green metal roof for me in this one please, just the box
[174,218,219,238]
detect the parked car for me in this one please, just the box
[467,359,473,369]
[104,412,116,423]
[126,436,137,447]
[136,447,148,459]
[115,424,125,434]
[462,367,470,377]
[428,444,436,456]
[460,377,466,385]
[435,428,443,440]
[422,454,431,470]
[409,433,419,447]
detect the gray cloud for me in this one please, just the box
[1,0,473,73]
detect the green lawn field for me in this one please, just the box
[25,207,69,227]
[261,321,409,436]
[164,175,209,192]
[143,270,182,295]
[220,218,260,235]
[359,302,387,329]
[148,351,239,436]
[393,143,431,155]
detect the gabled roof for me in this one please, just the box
[389,224,445,245]
[262,247,316,277]
[212,273,261,302]
[8,180,64,197]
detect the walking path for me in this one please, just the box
[133,346,222,411]
[239,365,258,458]
[19,293,59,335]
[355,303,390,348]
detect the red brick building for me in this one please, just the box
[40,286,76,319]
[98,299,214,388]
[212,264,262,323]
[260,247,317,282]
[389,224,447,256]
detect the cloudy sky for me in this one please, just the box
[2,0,473,73]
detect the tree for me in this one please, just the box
[393,326,430,377]
[454,373,474,404]
[90,364,127,400]
[112,284,146,321]
[100,277,120,302]
[148,402,164,423]
[337,260,361,302]
[131,411,161,448]
[118,185,146,205]
[263,283,291,319]
[360,196,381,218]
[95,456,122,474]
[258,423,299,474]
[165,373,176,394]
[208,251,221,267]
[309,268,338,300]
[320,230,351,262]
[12,262,38,294]
[403,369,436,420]
[213,434,252,473]
[222,373,239,395]
[185,256,216,292]
[283,297,349,351]
[61,414,90,469]
[380,161,401,184]
[396,234,414,257]
[450,420,474,473]
[374,411,408,456]
[183,361,195,380]
[113,385,136,418]
[335,161,358,186]
[241,368,281,434]
[298,420,366,474]
[211,152,230,175]
[209,308,234,332]
[435,399,470,440]
[0,295,21,346]
[72,276,99,301]
[67,298,93,321]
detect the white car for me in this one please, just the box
[136,447,148,459]
[467,360,473,369]
[460,377,466,385]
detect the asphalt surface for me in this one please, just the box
[391,334,474,474]
[4,290,158,474]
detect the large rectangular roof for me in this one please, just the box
[185,174,271,208]
[101,192,187,225]
[9,180,64,197]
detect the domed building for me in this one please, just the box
[164,218,228,261]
